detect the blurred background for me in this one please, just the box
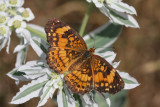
[0,0,160,107]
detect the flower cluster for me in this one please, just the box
[87,0,139,28]
[8,49,139,107]
[0,0,34,53]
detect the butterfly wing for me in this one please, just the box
[45,18,88,74]
[45,18,124,95]
[64,58,93,94]
[91,55,124,94]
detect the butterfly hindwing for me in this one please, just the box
[64,59,93,94]
[91,55,124,94]
[46,47,82,74]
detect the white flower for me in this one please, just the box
[0,25,10,39]
[0,0,36,55]
[0,0,7,11]
[86,0,139,28]
[0,12,9,25]
[18,8,35,21]
[8,15,26,33]
[87,0,92,2]
[93,0,105,7]
[106,0,121,3]
[5,0,24,7]
[0,25,11,53]
[87,0,105,7]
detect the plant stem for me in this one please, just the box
[79,2,93,37]
[26,25,47,41]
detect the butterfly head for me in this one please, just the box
[89,47,95,54]
[83,48,95,59]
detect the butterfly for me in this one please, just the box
[45,18,124,95]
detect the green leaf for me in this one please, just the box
[7,68,28,81]
[33,39,48,53]
[123,78,137,84]
[108,9,139,28]
[27,25,47,41]
[73,94,82,107]
[93,92,109,107]
[62,89,68,107]
[109,90,127,107]
[13,71,26,76]
[8,68,25,76]
[15,37,28,67]
[112,2,136,15]
[12,80,48,101]
[85,22,122,51]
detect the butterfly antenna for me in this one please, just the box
[89,35,114,51]
[90,35,95,49]
[93,38,95,49]
[96,46,115,51]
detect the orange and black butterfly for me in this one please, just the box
[45,18,124,95]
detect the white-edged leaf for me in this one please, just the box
[96,51,116,64]
[14,44,26,53]
[109,8,139,28]
[18,64,44,71]
[84,21,122,50]
[108,2,137,15]
[108,90,126,107]
[102,93,111,107]
[7,67,29,81]
[63,85,76,107]
[15,37,29,67]
[21,68,47,80]
[57,89,70,107]
[16,60,48,79]
[89,92,98,107]
[112,61,120,68]
[28,24,45,33]
[27,24,46,41]
[102,51,116,63]
[38,80,56,107]
[81,93,94,107]
[118,71,140,89]
[23,29,32,43]
[100,6,139,28]
[10,76,49,104]
[57,90,64,107]
[30,38,46,60]
[6,35,11,53]
[25,60,45,66]
[0,37,8,51]
[15,45,28,67]
[93,92,109,107]
[16,29,31,44]
[32,37,48,53]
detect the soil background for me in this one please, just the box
[0,0,160,107]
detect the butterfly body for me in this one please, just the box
[45,18,124,95]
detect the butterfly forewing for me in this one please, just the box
[45,18,88,74]
[45,18,88,49]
